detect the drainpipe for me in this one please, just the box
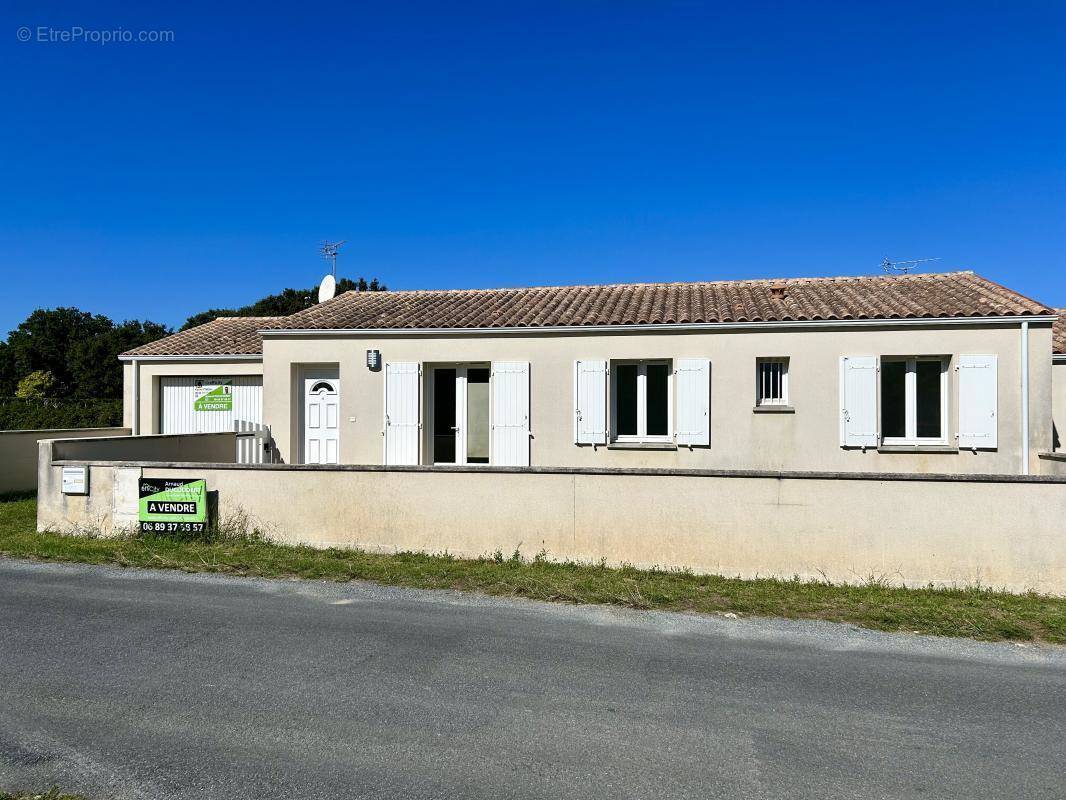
[132,358,140,436]
[1020,321,1029,475]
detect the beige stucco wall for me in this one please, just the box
[1054,360,1066,451]
[36,461,1066,594]
[0,427,129,493]
[122,360,263,434]
[258,322,1053,475]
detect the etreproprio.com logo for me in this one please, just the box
[17,26,175,44]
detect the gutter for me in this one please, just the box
[257,314,1058,338]
[118,354,263,362]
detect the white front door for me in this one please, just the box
[303,371,339,464]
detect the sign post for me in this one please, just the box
[138,478,207,534]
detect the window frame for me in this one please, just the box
[879,356,949,446]
[755,357,790,407]
[609,359,673,443]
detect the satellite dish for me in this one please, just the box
[317,274,336,303]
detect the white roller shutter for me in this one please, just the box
[491,361,530,466]
[384,362,421,465]
[675,358,710,446]
[574,360,607,444]
[958,354,998,449]
[840,356,878,447]
[160,376,263,434]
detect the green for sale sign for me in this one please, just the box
[139,478,207,534]
[193,380,233,412]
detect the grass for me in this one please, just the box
[0,791,86,800]
[1,493,1064,644]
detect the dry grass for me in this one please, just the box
[2,493,1063,644]
[0,790,87,800]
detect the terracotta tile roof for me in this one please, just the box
[120,317,283,357]
[1055,311,1066,355]
[120,272,1054,357]
[276,271,1051,331]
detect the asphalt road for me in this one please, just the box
[0,560,1063,800]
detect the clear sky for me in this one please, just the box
[2,1,1064,334]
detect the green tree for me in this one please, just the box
[0,341,15,397]
[15,369,55,399]
[6,308,113,395]
[180,276,387,330]
[69,319,171,398]
[4,309,170,400]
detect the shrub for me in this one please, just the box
[0,398,123,430]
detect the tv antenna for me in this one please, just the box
[317,240,345,303]
[320,240,346,278]
[881,256,940,274]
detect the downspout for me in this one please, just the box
[132,358,140,436]
[1020,322,1029,475]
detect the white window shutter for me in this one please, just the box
[574,360,607,444]
[491,361,530,466]
[958,354,998,449]
[675,358,711,446]
[384,362,420,465]
[840,356,878,447]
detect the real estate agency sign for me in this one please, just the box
[138,478,207,534]
[193,379,233,412]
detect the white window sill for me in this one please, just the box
[753,405,795,414]
[607,442,678,451]
[877,444,958,454]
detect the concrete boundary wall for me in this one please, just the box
[49,433,235,464]
[0,427,130,493]
[35,457,1066,595]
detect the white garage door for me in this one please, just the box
[160,376,264,434]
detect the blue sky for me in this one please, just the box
[2,1,1064,334]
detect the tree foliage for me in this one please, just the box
[180,276,387,330]
[15,370,55,400]
[4,309,170,399]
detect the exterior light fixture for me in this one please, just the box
[366,349,381,370]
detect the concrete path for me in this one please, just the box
[0,559,1062,800]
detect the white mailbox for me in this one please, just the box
[61,466,88,495]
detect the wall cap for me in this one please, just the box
[47,459,1066,484]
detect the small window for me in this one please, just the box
[310,381,336,394]
[611,360,671,441]
[880,357,946,444]
[756,358,789,407]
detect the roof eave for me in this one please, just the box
[257,314,1058,338]
[118,354,263,362]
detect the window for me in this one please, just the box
[756,358,789,407]
[431,365,490,465]
[611,360,671,441]
[880,357,947,444]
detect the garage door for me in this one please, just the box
[160,376,264,434]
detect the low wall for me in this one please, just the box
[49,432,235,464]
[35,460,1066,595]
[0,427,130,494]
[1039,452,1066,476]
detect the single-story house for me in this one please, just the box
[120,270,1060,475]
